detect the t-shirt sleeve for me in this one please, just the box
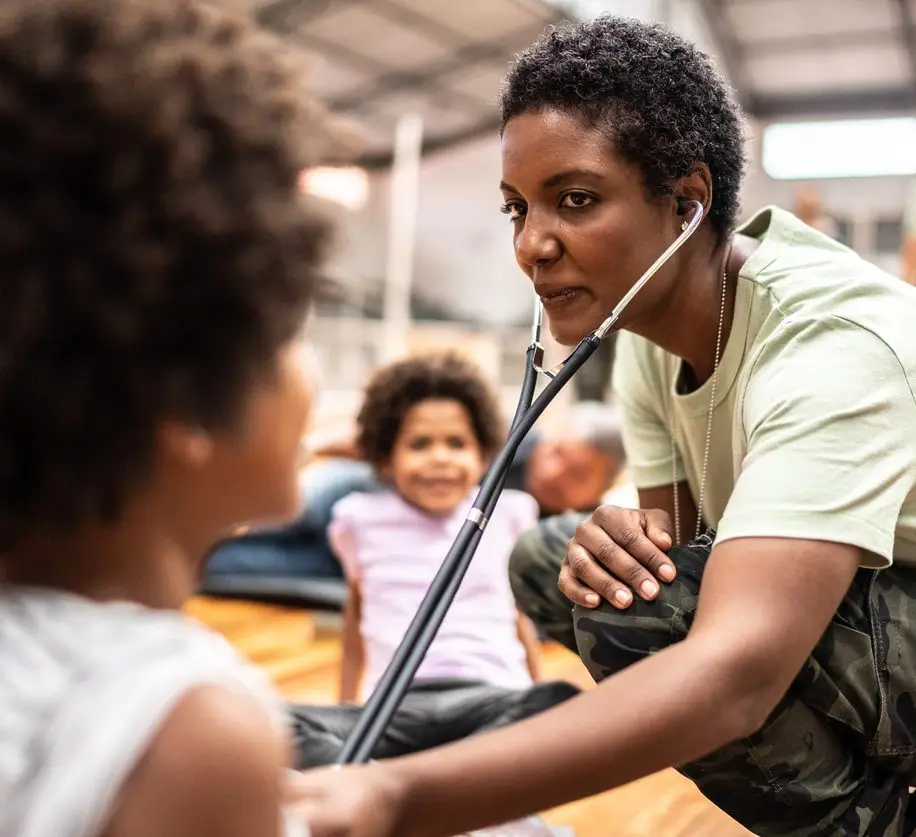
[328,499,362,582]
[717,318,916,567]
[612,332,686,488]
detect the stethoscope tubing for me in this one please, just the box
[335,201,705,765]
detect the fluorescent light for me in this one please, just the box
[300,166,369,210]
[762,118,916,180]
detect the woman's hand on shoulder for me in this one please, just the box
[559,505,677,609]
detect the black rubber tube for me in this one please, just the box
[335,335,600,764]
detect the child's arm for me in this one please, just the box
[510,493,543,682]
[102,685,288,837]
[328,515,365,704]
[339,580,365,703]
[517,611,542,682]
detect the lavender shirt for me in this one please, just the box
[329,489,539,698]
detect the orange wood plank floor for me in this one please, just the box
[185,596,752,837]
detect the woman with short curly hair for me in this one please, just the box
[298,15,916,837]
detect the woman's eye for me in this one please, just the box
[559,191,595,209]
[500,201,526,221]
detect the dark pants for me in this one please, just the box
[289,678,580,769]
[509,517,916,837]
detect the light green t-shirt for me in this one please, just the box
[612,206,916,568]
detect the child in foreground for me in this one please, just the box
[0,0,334,834]
[289,353,579,767]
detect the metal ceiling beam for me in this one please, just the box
[893,0,916,102]
[357,85,916,169]
[747,28,895,56]
[749,87,915,119]
[289,30,485,113]
[694,0,752,111]
[326,28,539,112]
[371,0,467,49]
[357,116,502,169]
[256,0,367,32]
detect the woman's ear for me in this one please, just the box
[671,163,713,224]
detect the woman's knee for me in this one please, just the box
[571,534,712,683]
[573,566,701,683]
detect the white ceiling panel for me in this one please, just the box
[746,41,910,96]
[305,5,452,70]
[302,51,371,99]
[387,0,551,40]
[727,0,897,45]
[443,65,509,106]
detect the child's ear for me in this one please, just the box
[157,421,215,469]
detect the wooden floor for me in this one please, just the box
[185,597,752,837]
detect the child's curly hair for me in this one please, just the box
[0,0,338,549]
[356,352,505,466]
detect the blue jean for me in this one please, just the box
[204,459,379,580]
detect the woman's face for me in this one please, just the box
[500,107,681,346]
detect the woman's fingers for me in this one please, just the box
[557,552,606,607]
[642,509,677,581]
[561,543,635,609]
[591,506,675,594]
[558,506,679,608]
[572,518,659,601]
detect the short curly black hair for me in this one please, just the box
[357,352,505,467]
[0,0,337,549]
[500,15,746,237]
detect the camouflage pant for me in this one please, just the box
[509,514,916,837]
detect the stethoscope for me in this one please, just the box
[335,199,706,764]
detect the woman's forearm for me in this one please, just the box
[390,636,765,837]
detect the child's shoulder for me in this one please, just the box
[103,683,289,837]
[0,586,288,837]
[331,487,404,525]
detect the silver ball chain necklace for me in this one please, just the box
[671,243,732,545]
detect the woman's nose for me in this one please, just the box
[515,213,561,269]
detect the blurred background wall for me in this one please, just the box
[257,0,916,428]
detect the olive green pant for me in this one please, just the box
[509,516,916,836]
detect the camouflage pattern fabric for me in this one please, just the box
[509,518,916,836]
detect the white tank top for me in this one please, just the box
[0,585,309,837]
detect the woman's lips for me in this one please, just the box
[538,287,585,312]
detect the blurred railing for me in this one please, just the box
[307,314,559,430]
